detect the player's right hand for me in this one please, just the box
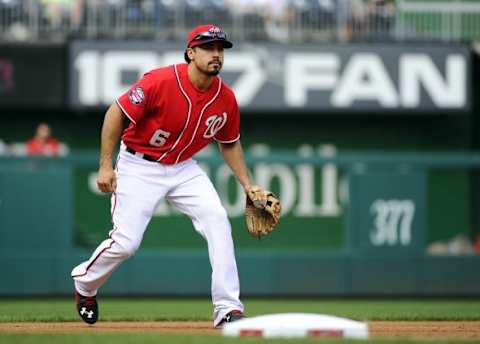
[97,166,117,193]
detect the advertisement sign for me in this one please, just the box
[0,44,65,107]
[347,171,427,255]
[74,143,345,250]
[69,42,470,113]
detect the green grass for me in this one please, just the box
[1,334,477,344]
[5,333,480,344]
[1,298,479,344]
[1,298,480,322]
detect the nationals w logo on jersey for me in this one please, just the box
[203,113,227,139]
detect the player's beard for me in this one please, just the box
[207,69,220,76]
[204,61,222,76]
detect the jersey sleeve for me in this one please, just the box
[116,72,156,124]
[214,97,240,143]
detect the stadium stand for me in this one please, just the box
[0,0,478,43]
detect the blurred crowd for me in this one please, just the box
[0,0,396,42]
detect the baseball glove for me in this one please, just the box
[245,186,281,238]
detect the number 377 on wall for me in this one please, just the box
[369,199,415,246]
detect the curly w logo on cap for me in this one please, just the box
[187,24,233,49]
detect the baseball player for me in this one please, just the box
[71,24,261,328]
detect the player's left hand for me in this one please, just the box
[245,185,281,238]
[245,185,268,209]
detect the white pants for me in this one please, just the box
[71,147,244,326]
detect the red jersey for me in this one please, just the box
[26,138,60,156]
[116,63,240,164]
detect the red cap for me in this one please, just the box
[187,24,233,49]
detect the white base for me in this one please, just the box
[222,313,369,339]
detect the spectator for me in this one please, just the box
[337,0,367,42]
[225,0,267,40]
[26,122,64,156]
[70,0,85,33]
[365,0,395,41]
[41,0,75,35]
[263,0,293,43]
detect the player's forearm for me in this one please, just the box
[219,141,253,191]
[99,103,125,169]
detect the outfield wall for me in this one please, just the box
[1,41,479,296]
[1,152,479,296]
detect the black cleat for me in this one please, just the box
[75,291,98,324]
[217,310,245,328]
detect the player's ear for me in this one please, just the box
[187,47,195,62]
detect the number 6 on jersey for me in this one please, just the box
[149,129,171,147]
